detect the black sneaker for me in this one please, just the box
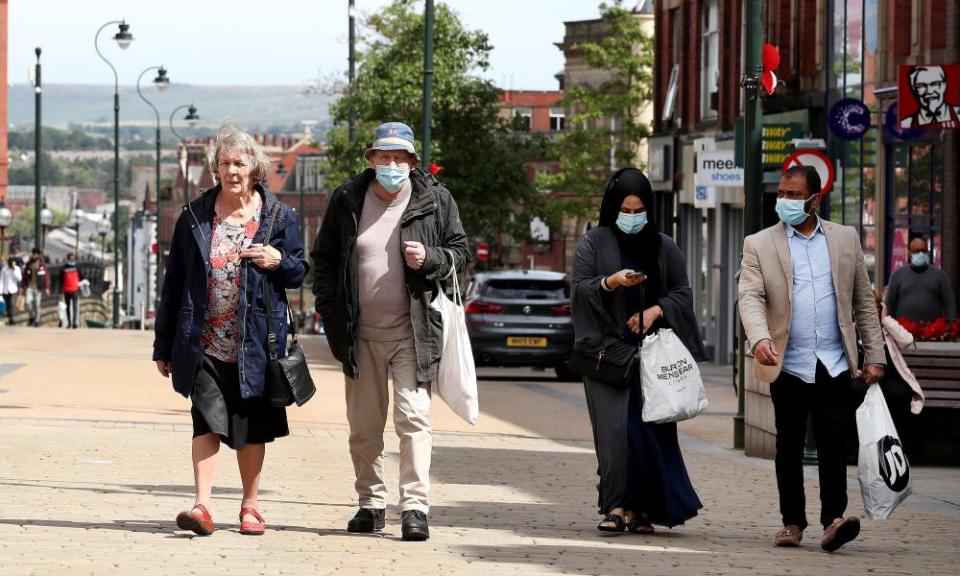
[346,508,385,533]
[401,510,429,541]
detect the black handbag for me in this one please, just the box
[566,340,640,389]
[565,277,645,388]
[261,204,316,408]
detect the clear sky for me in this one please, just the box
[9,0,609,90]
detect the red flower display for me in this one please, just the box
[897,316,960,342]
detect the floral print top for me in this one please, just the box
[202,199,262,363]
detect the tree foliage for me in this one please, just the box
[7,127,112,152]
[8,153,155,199]
[538,0,654,225]
[323,0,542,240]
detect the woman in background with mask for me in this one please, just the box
[571,167,707,534]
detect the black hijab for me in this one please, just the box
[598,167,663,302]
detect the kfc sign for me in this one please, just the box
[898,64,960,130]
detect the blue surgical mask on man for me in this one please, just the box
[375,164,410,193]
[910,251,930,268]
[616,212,647,235]
[775,196,813,227]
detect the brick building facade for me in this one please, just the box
[497,90,565,272]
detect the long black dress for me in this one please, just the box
[620,252,702,527]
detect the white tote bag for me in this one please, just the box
[857,383,912,519]
[639,328,708,423]
[430,251,479,424]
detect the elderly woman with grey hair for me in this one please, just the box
[153,124,309,536]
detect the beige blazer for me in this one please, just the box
[738,219,885,383]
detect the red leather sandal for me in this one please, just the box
[176,503,215,536]
[239,506,266,535]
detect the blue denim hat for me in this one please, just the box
[364,122,419,160]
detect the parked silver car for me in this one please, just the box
[464,270,577,380]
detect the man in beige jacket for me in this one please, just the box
[738,165,885,552]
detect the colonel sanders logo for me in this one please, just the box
[898,65,960,130]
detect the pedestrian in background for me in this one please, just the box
[154,125,309,536]
[1,257,22,325]
[571,167,706,534]
[60,253,83,329]
[311,121,470,541]
[21,248,50,327]
[848,293,925,460]
[738,165,885,552]
[885,235,957,323]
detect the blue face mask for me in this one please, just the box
[910,252,929,268]
[375,164,410,193]
[775,196,813,227]
[616,212,647,235]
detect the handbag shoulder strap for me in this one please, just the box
[261,203,288,360]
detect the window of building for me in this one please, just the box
[296,156,326,193]
[549,108,565,131]
[669,8,682,126]
[701,0,719,119]
[513,107,532,131]
[663,65,680,122]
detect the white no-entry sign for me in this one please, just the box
[782,149,835,194]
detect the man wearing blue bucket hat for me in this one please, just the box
[312,122,470,541]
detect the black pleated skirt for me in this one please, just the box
[191,354,289,451]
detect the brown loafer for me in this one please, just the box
[774,524,803,547]
[176,503,215,536]
[821,517,860,552]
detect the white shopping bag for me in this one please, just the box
[857,383,912,519]
[640,328,708,423]
[430,250,479,424]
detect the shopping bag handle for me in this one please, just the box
[443,248,462,306]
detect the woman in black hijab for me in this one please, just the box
[571,167,707,533]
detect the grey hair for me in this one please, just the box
[908,66,946,88]
[206,124,273,185]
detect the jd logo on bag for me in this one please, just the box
[877,435,910,492]
[856,384,912,519]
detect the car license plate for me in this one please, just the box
[507,337,548,348]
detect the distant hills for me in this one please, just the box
[8,83,333,134]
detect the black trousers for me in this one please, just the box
[64,292,79,327]
[2,294,14,324]
[770,361,852,531]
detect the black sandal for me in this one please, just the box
[626,517,655,534]
[597,513,626,532]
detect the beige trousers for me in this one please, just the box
[346,337,432,513]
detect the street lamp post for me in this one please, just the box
[421,0,435,165]
[166,104,200,295]
[95,19,133,329]
[348,0,356,143]
[32,48,42,251]
[734,0,766,450]
[0,202,12,261]
[136,65,169,317]
[39,201,53,249]
[169,104,201,204]
[70,205,86,256]
[97,214,112,265]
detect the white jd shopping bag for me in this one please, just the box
[857,383,912,519]
[430,251,479,424]
[640,328,708,423]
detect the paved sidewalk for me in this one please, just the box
[0,327,958,575]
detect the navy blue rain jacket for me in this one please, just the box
[153,184,309,399]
